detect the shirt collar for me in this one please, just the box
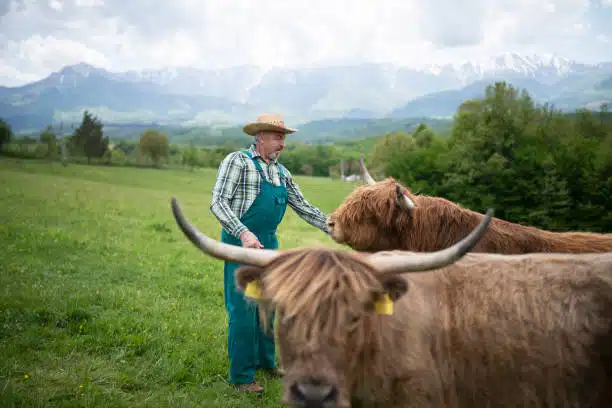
[248,144,278,164]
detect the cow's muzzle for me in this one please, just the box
[289,377,338,408]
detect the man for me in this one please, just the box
[210,113,329,393]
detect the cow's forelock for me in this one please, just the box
[261,248,383,342]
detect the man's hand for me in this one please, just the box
[239,230,263,249]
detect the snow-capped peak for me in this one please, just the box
[58,62,100,77]
[423,52,582,82]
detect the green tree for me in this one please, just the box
[412,123,435,148]
[442,81,575,229]
[362,80,611,233]
[385,134,451,197]
[368,131,414,179]
[71,110,108,163]
[110,148,127,166]
[553,108,612,231]
[0,118,13,152]
[139,129,169,167]
[182,143,200,171]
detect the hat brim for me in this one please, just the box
[243,122,297,136]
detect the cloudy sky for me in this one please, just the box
[1,0,611,86]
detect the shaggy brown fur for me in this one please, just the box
[236,248,612,408]
[328,178,612,254]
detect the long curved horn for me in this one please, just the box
[171,197,279,267]
[360,154,377,185]
[396,184,416,209]
[368,208,494,274]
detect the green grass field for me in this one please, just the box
[0,158,360,407]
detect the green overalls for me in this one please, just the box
[220,150,288,385]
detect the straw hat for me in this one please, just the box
[243,113,297,136]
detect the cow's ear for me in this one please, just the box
[235,266,266,299]
[371,276,409,315]
[380,275,409,302]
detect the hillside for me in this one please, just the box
[1,53,611,134]
[88,117,453,147]
[390,74,612,118]
[10,119,450,148]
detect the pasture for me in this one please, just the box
[0,158,358,407]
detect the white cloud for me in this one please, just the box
[49,0,63,11]
[0,0,608,86]
[74,0,104,6]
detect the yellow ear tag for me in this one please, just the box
[244,280,262,300]
[375,293,394,315]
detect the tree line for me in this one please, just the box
[0,110,361,173]
[366,82,612,233]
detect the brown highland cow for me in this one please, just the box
[171,197,612,408]
[326,156,612,253]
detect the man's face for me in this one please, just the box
[258,131,286,160]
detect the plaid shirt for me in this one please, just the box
[210,144,329,239]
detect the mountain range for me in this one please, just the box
[1,52,611,135]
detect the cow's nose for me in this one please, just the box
[290,379,338,407]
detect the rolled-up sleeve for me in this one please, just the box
[284,168,329,234]
[210,153,248,239]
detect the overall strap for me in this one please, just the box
[277,163,286,180]
[241,149,286,184]
[240,150,264,174]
